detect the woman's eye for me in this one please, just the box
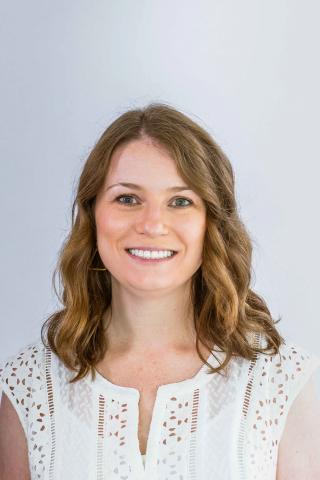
[114,195,193,207]
[115,195,138,206]
[172,197,193,207]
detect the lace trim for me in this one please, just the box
[97,394,106,480]
[189,388,200,479]
[237,331,261,480]
[45,346,56,480]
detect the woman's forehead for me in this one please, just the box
[105,145,184,189]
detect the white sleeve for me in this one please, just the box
[0,340,41,438]
[271,341,320,439]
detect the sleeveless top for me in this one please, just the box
[0,332,319,480]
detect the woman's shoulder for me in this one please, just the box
[206,334,319,462]
[252,334,320,421]
[256,334,319,381]
[242,334,320,473]
[0,336,46,382]
[0,336,47,436]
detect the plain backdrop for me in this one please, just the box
[0,1,319,392]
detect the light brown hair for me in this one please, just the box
[41,102,284,383]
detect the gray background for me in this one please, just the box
[1,1,319,394]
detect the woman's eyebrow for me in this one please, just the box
[105,182,193,192]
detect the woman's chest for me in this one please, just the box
[94,352,213,456]
[28,348,280,479]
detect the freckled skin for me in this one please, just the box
[94,137,207,296]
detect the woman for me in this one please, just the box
[0,103,319,479]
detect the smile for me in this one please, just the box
[125,248,178,263]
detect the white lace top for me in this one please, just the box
[0,332,319,480]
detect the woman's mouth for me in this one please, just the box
[125,248,178,263]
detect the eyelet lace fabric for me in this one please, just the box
[0,333,319,480]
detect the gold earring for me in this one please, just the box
[89,247,107,271]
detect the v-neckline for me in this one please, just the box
[85,347,227,478]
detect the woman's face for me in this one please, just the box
[94,137,206,295]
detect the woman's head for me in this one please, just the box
[42,102,284,382]
[81,103,241,300]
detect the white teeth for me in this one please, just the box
[128,249,175,259]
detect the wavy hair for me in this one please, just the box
[41,102,285,383]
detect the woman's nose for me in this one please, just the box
[135,205,170,235]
